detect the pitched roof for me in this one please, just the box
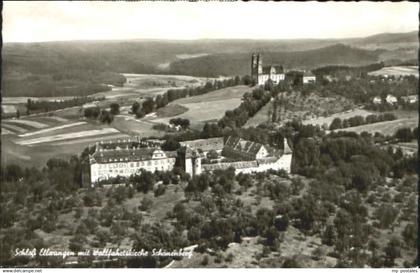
[202,161,258,171]
[90,147,174,164]
[180,137,224,152]
[224,136,268,156]
[262,65,284,75]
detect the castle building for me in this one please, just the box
[204,137,292,174]
[88,136,292,185]
[251,53,285,85]
[89,141,177,184]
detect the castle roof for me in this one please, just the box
[224,136,266,156]
[202,161,258,171]
[180,137,224,152]
[90,147,176,164]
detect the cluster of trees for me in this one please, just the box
[83,102,120,124]
[329,113,397,130]
[311,76,417,105]
[313,63,385,80]
[169,118,190,130]
[130,76,248,119]
[26,96,105,115]
[393,127,418,142]
[218,83,284,129]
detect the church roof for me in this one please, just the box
[262,65,284,74]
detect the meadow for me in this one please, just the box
[151,85,253,129]
[368,66,419,78]
[335,117,418,136]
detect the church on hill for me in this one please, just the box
[251,53,285,85]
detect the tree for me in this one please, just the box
[374,204,398,229]
[99,109,113,124]
[207,150,219,160]
[142,98,155,114]
[110,103,120,115]
[322,224,336,246]
[395,128,413,142]
[282,257,300,268]
[135,109,145,119]
[329,118,342,130]
[131,101,140,114]
[162,138,180,151]
[384,237,401,267]
[139,197,153,211]
[401,223,416,248]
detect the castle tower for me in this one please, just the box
[257,53,263,74]
[251,53,258,78]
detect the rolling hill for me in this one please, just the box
[2,31,417,96]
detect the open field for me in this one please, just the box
[1,104,17,114]
[368,66,419,78]
[2,123,28,133]
[3,118,49,129]
[336,117,418,135]
[18,122,87,137]
[388,141,417,156]
[15,128,120,146]
[151,85,252,128]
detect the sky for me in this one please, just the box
[3,1,419,43]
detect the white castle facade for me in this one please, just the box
[88,136,293,185]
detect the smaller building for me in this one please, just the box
[385,94,398,105]
[303,72,316,84]
[372,96,382,104]
[401,95,418,104]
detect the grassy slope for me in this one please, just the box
[152,85,253,128]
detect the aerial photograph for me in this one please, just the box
[0,1,418,269]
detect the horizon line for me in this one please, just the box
[3,30,418,44]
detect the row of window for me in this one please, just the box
[94,164,173,177]
[97,159,175,169]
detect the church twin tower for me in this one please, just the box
[251,53,285,85]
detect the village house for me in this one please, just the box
[303,72,316,84]
[401,95,418,104]
[385,94,398,105]
[372,96,382,104]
